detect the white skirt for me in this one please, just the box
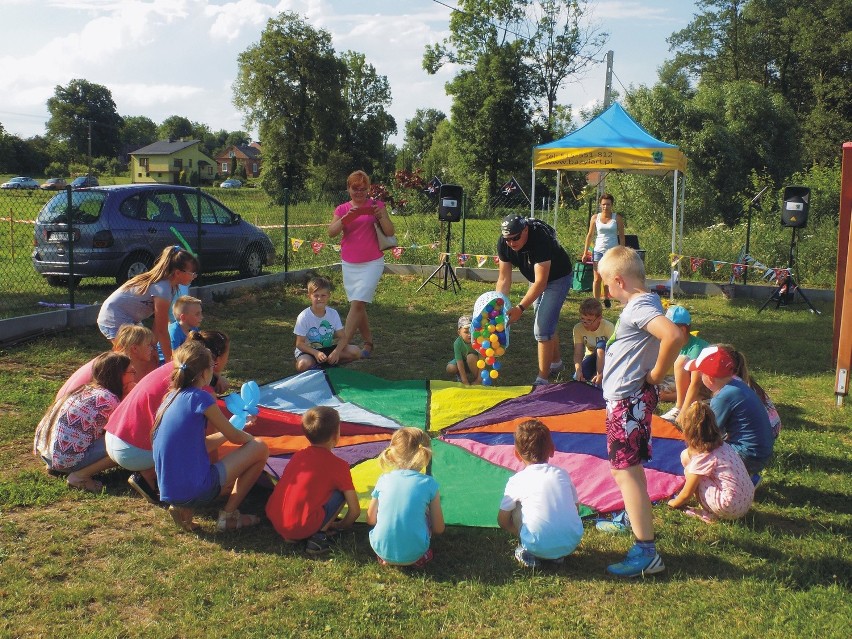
[342,256,385,303]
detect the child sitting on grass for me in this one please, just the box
[572,298,614,386]
[169,295,204,350]
[367,428,445,567]
[446,315,480,385]
[668,401,754,523]
[265,406,361,555]
[659,305,710,423]
[497,419,583,568]
[685,345,774,481]
[294,276,362,372]
[153,341,268,532]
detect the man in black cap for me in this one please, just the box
[496,214,573,385]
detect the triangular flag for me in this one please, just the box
[391,247,404,260]
[458,253,470,265]
[311,241,324,255]
[670,254,682,268]
[424,176,442,197]
[690,257,704,273]
[713,261,724,272]
[477,254,488,267]
[290,238,304,251]
[331,244,341,252]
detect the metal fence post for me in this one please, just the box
[67,186,75,308]
[283,188,290,273]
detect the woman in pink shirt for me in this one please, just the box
[327,170,395,358]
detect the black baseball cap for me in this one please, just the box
[501,214,528,237]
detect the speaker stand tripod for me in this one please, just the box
[758,227,820,314]
[416,221,461,293]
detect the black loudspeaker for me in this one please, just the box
[438,184,463,222]
[781,186,810,228]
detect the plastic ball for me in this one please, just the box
[488,325,496,333]
[490,369,499,379]
[496,323,504,332]
[485,356,495,365]
[495,298,504,306]
[486,348,495,357]
[482,377,493,386]
[496,347,505,356]
[481,370,490,380]
[476,359,485,369]
[489,334,499,343]
[492,361,502,370]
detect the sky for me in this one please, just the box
[0,1,699,146]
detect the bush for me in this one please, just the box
[43,162,66,178]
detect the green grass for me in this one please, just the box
[0,274,849,637]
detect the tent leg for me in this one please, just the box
[670,170,680,302]
[530,164,536,219]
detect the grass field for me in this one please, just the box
[0,272,848,638]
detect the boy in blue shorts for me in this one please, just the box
[597,246,684,577]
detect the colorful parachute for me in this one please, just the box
[220,369,686,527]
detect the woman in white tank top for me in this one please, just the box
[582,193,625,306]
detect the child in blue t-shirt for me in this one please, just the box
[367,428,445,567]
[168,295,203,351]
[685,345,774,478]
[153,341,268,532]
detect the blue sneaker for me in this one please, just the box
[514,545,541,568]
[606,544,665,577]
[595,510,630,534]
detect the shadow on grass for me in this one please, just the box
[758,481,852,516]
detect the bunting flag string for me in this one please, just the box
[477,254,488,268]
[669,252,792,281]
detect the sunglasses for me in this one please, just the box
[503,232,523,242]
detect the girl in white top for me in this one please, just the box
[97,246,199,362]
[583,193,625,305]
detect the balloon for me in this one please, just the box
[223,381,260,430]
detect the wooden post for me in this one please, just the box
[834,143,852,405]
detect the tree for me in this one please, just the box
[338,51,397,177]
[46,79,123,160]
[233,12,346,201]
[120,115,157,154]
[157,115,193,141]
[400,109,446,170]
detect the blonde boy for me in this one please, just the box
[447,315,481,385]
[572,298,615,386]
[265,406,361,555]
[294,277,361,372]
[596,246,684,577]
[169,295,203,350]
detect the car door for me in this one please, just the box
[180,190,243,272]
[136,190,200,260]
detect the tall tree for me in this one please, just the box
[401,108,446,169]
[120,115,157,153]
[339,51,397,176]
[233,12,346,201]
[46,79,123,159]
[157,116,194,141]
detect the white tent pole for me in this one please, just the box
[555,170,561,230]
[670,170,679,302]
[679,173,686,255]
[530,163,536,218]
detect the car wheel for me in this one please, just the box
[239,245,264,278]
[46,275,82,288]
[117,252,153,285]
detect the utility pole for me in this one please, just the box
[87,120,93,178]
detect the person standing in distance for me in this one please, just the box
[496,215,573,386]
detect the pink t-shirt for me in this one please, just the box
[104,364,172,450]
[335,200,385,264]
[57,359,95,399]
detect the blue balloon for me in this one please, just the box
[223,381,260,430]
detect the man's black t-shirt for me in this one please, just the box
[497,220,572,282]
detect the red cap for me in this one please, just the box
[684,346,734,378]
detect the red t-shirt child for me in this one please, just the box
[266,445,355,541]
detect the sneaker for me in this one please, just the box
[684,507,717,524]
[606,544,665,577]
[595,510,630,534]
[532,376,549,387]
[514,545,541,568]
[128,473,159,505]
[305,532,332,556]
[660,406,681,423]
[549,361,565,376]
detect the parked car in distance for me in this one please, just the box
[32,184,276,286]
[1,176,39,189]
[40,178,68,191]
[70,175,99,189]
[220,179,242,188]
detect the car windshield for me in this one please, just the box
[38,191,107,224]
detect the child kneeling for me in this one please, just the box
[367,428,445,566]
[498,420,583,568]
[153,341,269,532]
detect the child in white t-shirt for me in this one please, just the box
[497,419,583,568]
[294,277,361,372]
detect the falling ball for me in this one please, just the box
[493,361,502,370]
[481,370,490,380]
[485,356,495,365]
[476,359,485,369]
[486,348,495,357]
[490,369,499,379]
[482,377,493,386]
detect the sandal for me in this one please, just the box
[66,475,103,493]
[217,509,260,531]
[684,507,717,524]
[361,341,374,359]
[168,505,199,532]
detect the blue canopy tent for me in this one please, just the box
[531,103,687,297]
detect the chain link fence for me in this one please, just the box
[1,178,591,322]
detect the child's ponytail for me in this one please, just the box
[379,428,433,471]
[151,341,213,440]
